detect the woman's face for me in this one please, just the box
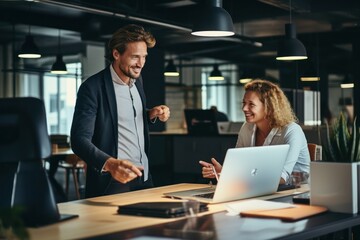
[242,90,267,124]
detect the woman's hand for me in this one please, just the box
[199,158,222,179]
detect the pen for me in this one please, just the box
[211,165,219,182]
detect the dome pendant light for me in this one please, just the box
[276,24,308,61]
[276,0,307,61]
[18,28,41,59]
[191,0,235,37]
[51,54,67,74]
[164,59,179,77]
[51,29,68,74]
[209,64,224,81]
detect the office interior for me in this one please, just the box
[1,1,360,238]
[0,0,360,239]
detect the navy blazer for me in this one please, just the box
[70,66,151,197]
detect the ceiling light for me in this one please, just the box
[340,74,354,89]
[209,64,224,81]
[239,78,252,84]
[276,23,308,61]
[191,0,235,37]
[51,29,67,74]
[18,35,41,59]
[164,59,179,77]
[300,61,320,81]
[239,69,254,84]
[51,54,67,74]
[276,0,307,61]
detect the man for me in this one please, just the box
[71,24,170,198]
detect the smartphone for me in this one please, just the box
[292,192,310,204]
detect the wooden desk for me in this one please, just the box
[28,183,310,240]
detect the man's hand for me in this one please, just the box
[103,158,143,184]
[149,105,170,122]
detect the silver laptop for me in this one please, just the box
[163,144,290,204]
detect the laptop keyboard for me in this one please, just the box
[192,192,215,199]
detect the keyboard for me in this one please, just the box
[192,192,215,199]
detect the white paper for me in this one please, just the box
[225,199,296,216]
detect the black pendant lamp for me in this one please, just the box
[209,64,224,81]
[18,31,41,59]
[164,59,179,77]
[18,2,41,59]
[51,29,67,74]
[192,0,235,37]
[341,74,354,89]
[276,0,307,61]
[276,24,307,61]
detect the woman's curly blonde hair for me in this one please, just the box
[244,79,297,128]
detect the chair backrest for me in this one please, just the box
[50,134,70,148]
[308,143,322,161]
[0,97,60,227]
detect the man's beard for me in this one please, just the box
[120,66,140,79]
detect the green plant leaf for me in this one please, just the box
[337,113,350,162]
[324,119,337,161]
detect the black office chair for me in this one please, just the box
[0,97,77,227]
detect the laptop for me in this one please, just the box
[163,144,290,204]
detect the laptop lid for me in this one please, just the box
[163,144,290,204]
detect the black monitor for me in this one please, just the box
[184,109,219,136]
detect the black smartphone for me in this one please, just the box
[292,192,310,204]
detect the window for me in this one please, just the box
[43,62,82,135]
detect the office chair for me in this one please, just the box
[308,143,323,161]
[0,97,77,227]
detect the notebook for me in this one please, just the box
[163,144,290,204]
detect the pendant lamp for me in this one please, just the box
[18,27,41,59]
[51,29,67,74]
[341,74,354,89]
[276,0,307,61]
[164,59,179,77]
[300,61,320,81]
[239,69,253,84]
[209,64,224,81]
[192,0,234,37]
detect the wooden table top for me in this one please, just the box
[27,183,309,240]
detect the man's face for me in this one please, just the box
[112,41,148,83]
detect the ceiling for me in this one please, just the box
[1,0,360,76]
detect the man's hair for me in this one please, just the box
[106,24,156,62]
[244,79,297,128]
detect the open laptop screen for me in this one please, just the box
[184,109,219,136]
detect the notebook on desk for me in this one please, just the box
[163,144,290,204]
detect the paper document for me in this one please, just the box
[225,199,295,216]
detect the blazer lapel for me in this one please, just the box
[103,66,118,146]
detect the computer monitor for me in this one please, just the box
[184,109,219,136]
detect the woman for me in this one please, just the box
[200,79,310,184]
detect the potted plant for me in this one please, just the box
[0,207,29,240]
[310,112,360,213]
